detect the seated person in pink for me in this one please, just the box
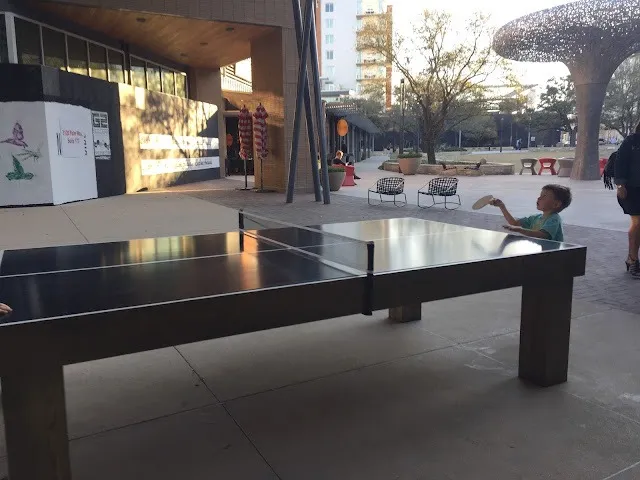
[332,151,361,180]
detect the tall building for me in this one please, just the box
[319,0,393,108]
[319,0,358,93]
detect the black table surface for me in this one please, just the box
[0,218,585,326]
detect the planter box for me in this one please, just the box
[398,157,421,175]
[383,162,401,173]
[383,161,513,176]
[327,170,346,191]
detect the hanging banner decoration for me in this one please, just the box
[253,103,269,162]
[238,105,253,161]
[336,118,349,137]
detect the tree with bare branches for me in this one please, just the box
[358,9,506,163]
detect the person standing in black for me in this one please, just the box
[615,121,640,277]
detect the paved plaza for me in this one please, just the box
[0,169,639,479]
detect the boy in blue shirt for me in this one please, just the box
[490,184,572,242]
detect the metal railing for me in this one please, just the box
[221,72,252,93]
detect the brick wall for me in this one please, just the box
[118,84,220,192]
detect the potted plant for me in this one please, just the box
[326,166,346,191]
[397,151,422,175]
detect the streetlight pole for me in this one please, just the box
[400,78,405,155]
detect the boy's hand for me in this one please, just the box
[0,303,12,316]
[490,198,505,208]
[503,225,520,233]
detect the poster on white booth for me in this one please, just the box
[91,111,111,160]
[0,102,54,206]
[46,103,97,205]
[58,115,89,158]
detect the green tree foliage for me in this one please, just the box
[358,9,504,163]
[602,54,640,137]
[538,76,576,145]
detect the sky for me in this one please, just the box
[390,0,573,87]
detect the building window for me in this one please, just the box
[326,65,335,76]
[325,2,334,12]
[15,18,42,65]
[325,34,334,44]
[146,63,161,92]
[0,15,8,63]
[325,19,334,28]
[107,49,125,83]
[88,43,108,80]
[130,56,146,88]
[326,50,334,60]
[66,36,88,76]
[176,73,187,98]
[42,27,67,70]
[162,68,175,96]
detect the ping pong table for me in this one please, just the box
[0,213,586,480]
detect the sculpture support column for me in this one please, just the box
[571,81,609,180]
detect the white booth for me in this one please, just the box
[0,101,98,207]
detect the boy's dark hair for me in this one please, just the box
[543,184,572,212]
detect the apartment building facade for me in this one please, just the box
[319,0,393,108]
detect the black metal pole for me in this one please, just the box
[286,0,314,203]
[291,0,322,202]
[400,79,405,155]
[500,117,504,153]
[309,6,331,204]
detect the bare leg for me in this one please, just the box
[630,216,640,260]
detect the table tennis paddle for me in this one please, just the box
[472,195,494,210]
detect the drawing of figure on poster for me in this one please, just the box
[1,122,43,181]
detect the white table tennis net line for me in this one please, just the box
[239,228,367,277]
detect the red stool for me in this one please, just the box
[342,165,356,186]
[538,158,557,175]
[599,157,608,176]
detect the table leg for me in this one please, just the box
[519,278,573,387]
[389,304,422,323]
[2,364,72,480]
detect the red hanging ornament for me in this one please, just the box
[238,105,253,161]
